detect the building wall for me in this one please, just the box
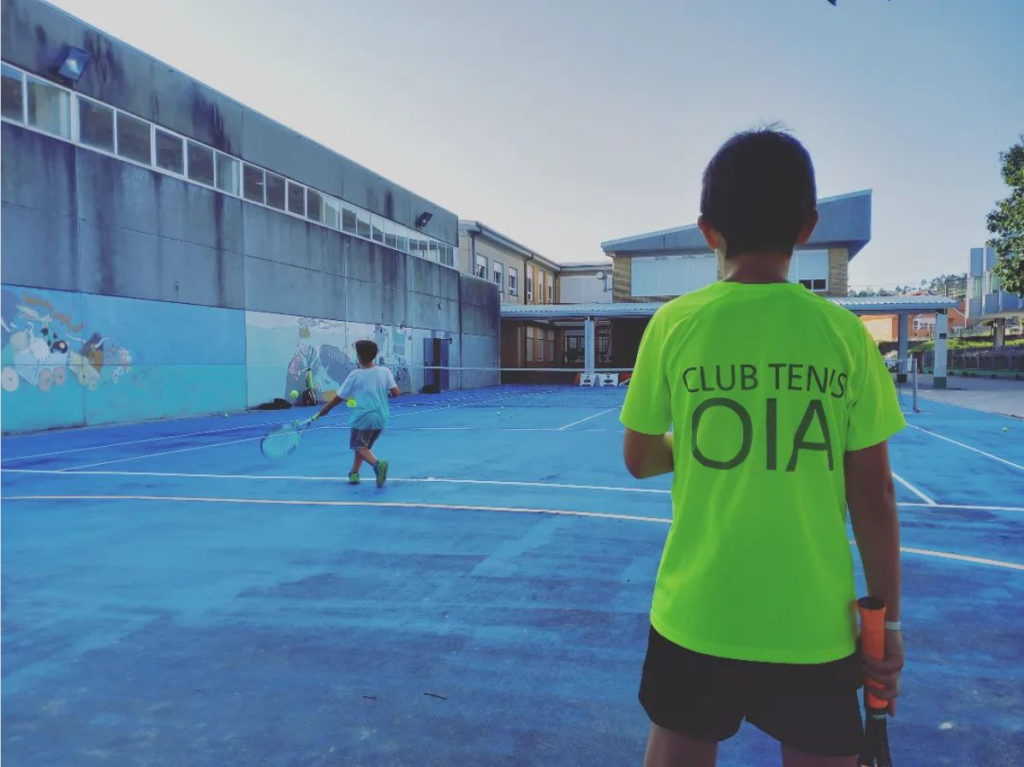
[559,273,612,304]
[827,248,849,297]
[458,228,558,307]
[0,0,457,246]
[0,0,499,432]
[611,248,850,301]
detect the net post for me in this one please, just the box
[912,361,919,413]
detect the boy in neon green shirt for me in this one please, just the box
[621,129,906,767]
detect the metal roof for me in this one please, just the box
[502,294,960,320]
[501,302,662,320]
[600,190,872,259]
[829,295,960,312]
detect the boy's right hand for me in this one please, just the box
[861,628,904,716]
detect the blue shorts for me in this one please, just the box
[349,428,382,451]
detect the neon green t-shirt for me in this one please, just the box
[621,281,906,664]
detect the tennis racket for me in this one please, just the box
[260,415,317,459]
[858,596,893,767]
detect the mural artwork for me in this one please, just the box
[244,310,455,407]
[1,288,133,395]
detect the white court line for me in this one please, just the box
[5,492,1023,571]
[892,472,937,506]
[898,547,1024,572]
[0,418,282,464]
[556,408,617,431]
[898,502,1024,513]
[0,468,674,495]
[0,494,673,525]
[62,433,267,471]
[906,424,1024,472]
[4,468,1023,514]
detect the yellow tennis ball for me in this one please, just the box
[290,389,299,399]
[346,398,357,408]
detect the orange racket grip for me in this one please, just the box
[858,596,887,710]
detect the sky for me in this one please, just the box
[49,0,1024,290]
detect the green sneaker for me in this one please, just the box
[349,472,360,485]
[374,460,389,488]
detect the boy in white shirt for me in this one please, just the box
[316,339,399,487]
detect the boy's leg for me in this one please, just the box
[355,446,378,467]
[643,724,718,767]
[780,744,856,767]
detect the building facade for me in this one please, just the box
[862,303,967,343]
[0,0,499,433]
[599,190,871,302]
[967,246,1023,345]
[457,221,560,306]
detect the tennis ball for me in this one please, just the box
[290,389,299,399]
[223,413,229,417]
[1004,427,1010,433]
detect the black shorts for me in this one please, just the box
[639,625,864,757]
[349,428,382,450]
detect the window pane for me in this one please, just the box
[155,129,184,174]
[266,173,286,209]
[357,210,371,238]
[1,65,24,122]
[243,164,265,203]
[397,235,409,253]
[324,197,341,229]
[371,215,385,242]
[116,111,151,164]
[385,231,397,248]
[306,189,323,222]
[342,205,357,234]
[812,279,827,291]
[215,152,239,195]
[26,77,70,137]
[187,141,215,185]
[78,98,114,152]
[287,181,305,216]
[429,241,439,262]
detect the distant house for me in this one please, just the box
[967,246,1023,344]
[862,300,967,342]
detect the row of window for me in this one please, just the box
[473,253,555,303]
[525,327,556,363]
[0,63,456,267]
[971,271,1001,298]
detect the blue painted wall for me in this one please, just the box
[1,285,246,432]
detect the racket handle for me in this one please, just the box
[858,596,887,710]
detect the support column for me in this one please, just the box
[933,310,948,389]
[584,317,595,374]
[897,314,909,383]
[994,317,1006,347]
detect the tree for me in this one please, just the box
[988,135,1024,296]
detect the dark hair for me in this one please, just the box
[355,339,378,364]
[700,127,817,257]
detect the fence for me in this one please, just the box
[921,348,1024,376]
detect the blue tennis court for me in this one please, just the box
[2,388,1022,766]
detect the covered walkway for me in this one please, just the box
[502,295,961,387]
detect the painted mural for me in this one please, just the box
[1,287,133,396]
[1,285,246,433]
[244,310,457,408]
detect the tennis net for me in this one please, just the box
[382,367,633,409]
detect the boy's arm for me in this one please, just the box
[846,440,904,712]
[389,387,400,397]
[623,429,673,479]
[315,394,342,420]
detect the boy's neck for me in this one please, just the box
[721,250,792,284]
[359,361,375,369]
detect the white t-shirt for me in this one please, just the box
[338,366,397,430]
